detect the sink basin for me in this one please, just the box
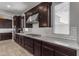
[26,34,41,37]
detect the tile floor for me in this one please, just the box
[0,40,33,56]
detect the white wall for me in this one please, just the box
[70,2,79,42]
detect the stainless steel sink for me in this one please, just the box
[27,34,41,37]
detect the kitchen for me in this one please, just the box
[0,2,78,56]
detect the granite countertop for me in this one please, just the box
[16,33,79,50]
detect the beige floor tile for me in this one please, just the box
[0,40,33,56]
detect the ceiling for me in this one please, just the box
[0,2,41,15]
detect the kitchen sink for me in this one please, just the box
[26,34,41,37]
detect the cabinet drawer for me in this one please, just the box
[42,45,54,56]
[24,37,33,48]
[42,41,55,49]
[42,41,76,56]
[24,44,33,54]
[54,50,67,56]
[54,44,76,56]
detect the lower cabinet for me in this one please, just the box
[54,50,67,56]
[33,39,42,56]
[15,34,33,54]
[42,45,54,56]
[14,34,19,43]
[23,36,33,54]
[42,41,76,56]
[54,44,76,56]
[41,41,54,56]
[14,34,76,56]
[0,33,12,41]
[18,35,24,47]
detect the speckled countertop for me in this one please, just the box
[16,33,79,50]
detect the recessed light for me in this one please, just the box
[7,5,11,8]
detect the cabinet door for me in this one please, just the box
[21,36,24,47]
[2,33,6,40]
[0,33,12,41]
[54,50,67,56]
[34,39,42,56]
[6,33,12,39]
[3,20,12,28]
[13,16,22,33]
[42,45,54,56]
[0,33,3,40]
[38,2,52,27]
[15,16,21,28]
[14,34,17,42]
[19,35,24,47]
[54,44,76,56]
[24,37,33,54]
[38,6,48,27]
[15,34,19,43]
[18,35,22,45]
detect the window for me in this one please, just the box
[54,2,70,34]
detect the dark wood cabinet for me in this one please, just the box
[54,44,76,56]
[0,33,12,41]
[0,19,12,28]
[33,39,42,56]
[15,34,33,54]
[25,2,52,27]
[42,41,76,56]
[14,34,19,43]
[14,34,76,56]
[15,34,24,47]
[41,41,54,56]
[42,45,54,56]
[13,16,21,28]
[54,50,67,56]
[23,37,33,54]
[13,16,23,33]
[18,35,23,46]
[3,20,12,28]
[38,2,52,27]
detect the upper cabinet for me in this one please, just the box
[13,16,23,33]
[25,2,52,27]
[0,19,12,28]
[13,16,21,28]
[38,2,52,27]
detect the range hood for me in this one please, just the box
[26,13,39,24]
